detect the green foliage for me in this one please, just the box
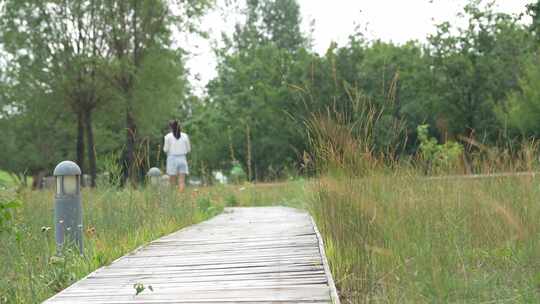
[43,250,83,295]
[307,115,540,302]
[426,1,530,140]
[0,0,536,186]
[133,282,153,296]
[0,186,219,302]
[311,172,540,303]
[97,152,123,188]
[527,0,540,41]
[133,49,189,138]
[224,193,239,207]
[196,195,212,213]
[0,198,21,234]
[502,54,540,136]
[0,171,14,189]
[417,124,463,170]
[230,162,247,184]
[199,0,537,178]
[197,0,311,178]
[1,0,537,181]
[0,0,208,184]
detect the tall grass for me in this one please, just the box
[311,174,540,303]
[307,93,540,303]
[305,85,406,177]
[0,179,307,303]
[0,186,222,303]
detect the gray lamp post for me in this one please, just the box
[53,161,83,255]
[147,167,162,186]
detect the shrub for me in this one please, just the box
[224,193,239,207]
[230,162,247,184]
[417,124,463,172]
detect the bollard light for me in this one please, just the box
[147,167,162,186]
[53,160,83,255]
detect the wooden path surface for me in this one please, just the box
[44,207,339,304]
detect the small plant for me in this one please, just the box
[196,196,212,213]
[417,124,463,172]
[230,161,247,184]
[133,282,153,295]
[224,193,239,207]
[0,198,21,234]
[97,152,123,188]
[45,249,81,293]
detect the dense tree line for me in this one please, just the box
[0,0,210,186]
[190,0,540,179]
[1,0,540,184]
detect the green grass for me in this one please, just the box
[0,186,224,303]
[210,180,308,208]
[4,172,538,303]
[310,173,540,303]
[0,180,306,303]
[201,176,540,302]
[302,92,540,303]
[0,171,14,189]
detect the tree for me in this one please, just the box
[502,54,540,136]
[0,0,115,186]
[0,0,207,186]
[204,0,310,179]
[103,0,211,184]
[527,0,540,42]
[427,1,530,144]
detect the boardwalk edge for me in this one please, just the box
[310,215,341,304]
[42,222,201,303]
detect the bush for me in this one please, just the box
[230,162,247,184]
[196,196,212,212]
[417,124,463,172]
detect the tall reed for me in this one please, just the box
[306,91,540,303]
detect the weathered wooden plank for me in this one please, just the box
[44,207,339,303]
[89,262,323,273]
[51,286,331,300]
[115,249,317,258]
[48,300,330,304]
[78,269,327,282]
[77,276,327,288]
[50,280,333,295]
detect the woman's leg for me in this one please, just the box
[169,175,177,187]
[178,174,185,192]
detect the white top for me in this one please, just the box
[163,132,191,156]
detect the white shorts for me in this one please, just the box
[166,155,189,175]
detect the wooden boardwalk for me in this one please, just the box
[44,207,339,303]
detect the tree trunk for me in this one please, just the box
[126,0,140,186]
[124,107,137,185]
[246,124,252,181]
[32,170,47,190]
[84,110,97,187]
[76,111,86,185]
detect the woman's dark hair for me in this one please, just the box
[169,120,181,139]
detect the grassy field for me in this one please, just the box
[310,173,540,303]
[199,176,540,303]
[0,171,15,189]
[1,187,210,302]
[0,181,306,303]
[2,173,539,303]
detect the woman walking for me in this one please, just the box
[163,120,191,192]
